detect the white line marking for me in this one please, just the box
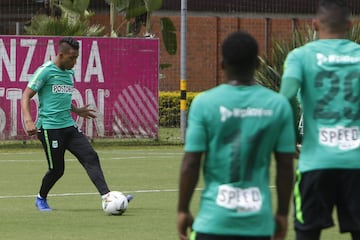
[0,188,203,199]
[0,151,183,156]
[0,186,276,199]
[0,155,179,162]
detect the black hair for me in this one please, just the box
[319,0,347,8]
[221,31,259,76]
[59,37,80,51]
[317,0,351,32]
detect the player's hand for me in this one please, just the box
[73,104,97,119]
[24,119,38,136]
[177,211,194,240]
[273,214,288,240]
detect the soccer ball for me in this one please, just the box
[102,191,128,215]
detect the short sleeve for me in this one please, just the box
[184,95,208,152]
[27,64,49,92]
[282,48,304,83]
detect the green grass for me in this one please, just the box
[0,127,183,149]
[0,145,350,239]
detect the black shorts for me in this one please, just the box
[191,232,270,240]
[294,169,360,233]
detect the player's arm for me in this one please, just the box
[273,152,294,240]
[280,48,302,99]
[272,97,296,240]
[177,95,206,239]
[280,78,300,144]
[280,76,300,130]
[21,87,38,136]
[280,49,302,148]
[177,151,202,240]
[21,65,49,136]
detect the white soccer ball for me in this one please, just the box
[102,191,128,215]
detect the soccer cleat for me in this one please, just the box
[35,197,52,212]
[126,194,134,203]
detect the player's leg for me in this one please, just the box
[337,170,360,239]
[295,230,321,240]
[36,128,66,211]
[351,232,360,240]
[294,170,337,240]
[65,126,110,195]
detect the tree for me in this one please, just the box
[105,0,177,56]
[255,25,315,92]
[24,0,104,36]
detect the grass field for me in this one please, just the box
[0,144,350,240]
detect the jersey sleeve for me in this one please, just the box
[184,95,207,152]
[282,48,304,82]
[280,48,304,99]
[274,98,296,153]
[27,65,49,92]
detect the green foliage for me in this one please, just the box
[126,0,148,19]
[24,15,104,36]
[255,25,315,92]
[347,22,360,43]
[159,91,199,127]
[160,17,177,55]
[106,0,177,56]
[24,0,104,36]
[60,0,90,15]
[106,0,163,19]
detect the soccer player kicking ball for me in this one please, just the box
[21,37,133,212]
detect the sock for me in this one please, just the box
[101,192,110,200]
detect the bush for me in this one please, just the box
[159,91,199,127]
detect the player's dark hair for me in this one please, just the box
[317,0,351,33]
[59,37,80,52]
[221,31,259,77]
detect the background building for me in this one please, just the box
[0,0,359,91]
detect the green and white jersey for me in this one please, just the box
[28,61,76,129]
[185,84,295,236]
[283,39,360,172]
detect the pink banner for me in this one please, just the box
[0,36,159,140]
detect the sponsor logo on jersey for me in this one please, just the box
[316,53,360,66]
[319,126,360,150]
[52,85,73,94]
[216,184,262,212]
[220,106,273,122]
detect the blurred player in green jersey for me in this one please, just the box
[177,31,296,240]
[281,0,360,239]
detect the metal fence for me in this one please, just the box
[0,0,359,143]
